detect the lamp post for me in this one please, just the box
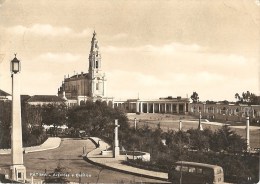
[10,54,26,182]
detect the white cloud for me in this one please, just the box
[7,24,92,37]
[37,52,82,63]
[103,42,203,53]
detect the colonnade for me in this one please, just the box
[113,101,189,114]
[190,104,260,118]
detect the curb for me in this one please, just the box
[0,137,61,155]
[85,138,169,182]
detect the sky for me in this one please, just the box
[0,0,259,101]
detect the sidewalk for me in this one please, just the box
[0,137,61,155]
[86,137,168,181]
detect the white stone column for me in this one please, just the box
[147,103,149,113]
[113,119,120,158]
[198,111,203,131]
[176,104,179,114]
[112,101,115,108]
[152,103,155,113]
[164,103,167,113]
[183,103,186,113]
[136,102,140,113]
[179,119,182,131]
[170,104,173,113]
[140,102,143,113]
[158,103,161,113]
[246,116,250,151]
[11,73,26,182]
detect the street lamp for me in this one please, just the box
[10,54,26,182]
[10,54,21,74]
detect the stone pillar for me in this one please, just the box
[136,102,139,113]
[140,102,143,113]
[158,103,161,113]
[164,103,167,113]
[170,104,173,113]
[176,104,179,114]
[198,111,203,131]
[147,103,149,113]
[11,73,26,182]
[112,101,115,108]
[179,119,182,131]
[246,116,250,151]
[113,119,120,158]
[152,103,155,113]
[134,118,137,130]
[183,103,186,113]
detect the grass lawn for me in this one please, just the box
[127,113,260,149]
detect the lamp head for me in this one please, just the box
[11,54,21,74]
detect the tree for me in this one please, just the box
[210,125,246,153]
[67,101,129,142]
[190,92,199,103]
[0,100,11,149]
[235,91,259,105]
[42,104,67,136]
[235,93,241,101]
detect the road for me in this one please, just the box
[0,138,165,183]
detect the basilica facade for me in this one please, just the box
[58,31,111,106]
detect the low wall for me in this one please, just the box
[121,151,150,162]
[101,150,113,156]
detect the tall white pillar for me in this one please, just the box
[179,119,182,131]
[246,116,250,151]
[183,103,186,113]
[176,104,179,114]
[164,103,167,113]
[152,103,155,113]
[11,72,26,182]
[136,102,139,113]
[198,111,203,131]
[113,119,120,158]
[147,103,149,113]
[140,102,143,113]
[158,103,161,113]
[170,104,173,113]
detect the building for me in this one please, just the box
[189,102,260,122]
[114,96,189,114]
[0,89,11,101]
[27,95,66,106]
[58,31,111,106]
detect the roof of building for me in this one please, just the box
[27,95,66,103]
[0,89,11,96]
[64,73,89,81]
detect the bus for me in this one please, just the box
[168,161,224,184]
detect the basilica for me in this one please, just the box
[57,31,191,114]
[57,31,113,106]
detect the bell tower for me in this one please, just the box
[88,31,106,99]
